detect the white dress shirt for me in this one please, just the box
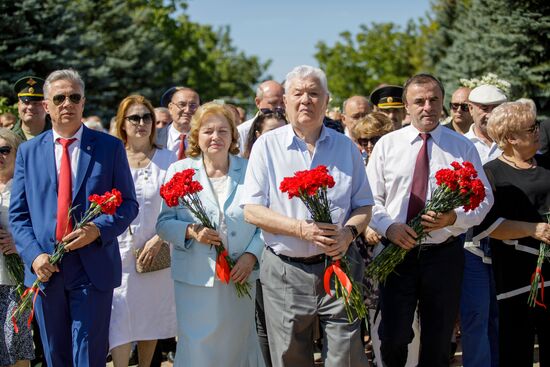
[464,125,502,164]
[366,124,494,244]
[242,124,374,257]
[166,124,188,154]
[53,125,83,191]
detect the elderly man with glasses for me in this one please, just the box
[460,84,507,367]
[156,86,201,160]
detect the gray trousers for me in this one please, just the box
[260,246,368,367]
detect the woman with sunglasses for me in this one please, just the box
[109,95,177,367]
[243,111,287,159]
[0,128,34,367]
[352,112,394,165]
[474,100,549,366]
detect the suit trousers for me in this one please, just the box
[379,238,464,367]
[260,246,368,367]
[34,252,113,367]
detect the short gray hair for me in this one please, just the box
[284,65,329,95]
[0,127,23,152]
[44,69,85,98]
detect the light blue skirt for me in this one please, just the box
[173,279,265,367]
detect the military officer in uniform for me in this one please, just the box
[12,76,52,141]
[370,85,406,130]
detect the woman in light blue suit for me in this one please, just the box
[156,102,265,367]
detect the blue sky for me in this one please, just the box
[185,0,432,82]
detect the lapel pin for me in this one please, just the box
[87,146,91,151]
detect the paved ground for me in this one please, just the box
[106,335,541,366]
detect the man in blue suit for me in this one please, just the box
[9,69,139,367]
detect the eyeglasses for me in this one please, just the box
[525,120,540,134]
[51,94,83,106]
[171,101,199,111]
[357,136,381,147]
[125,113,153,125]
[260,107,285,116]
[450,103,469,112]
[0,146,12,156]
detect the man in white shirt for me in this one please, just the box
[243,65,373,367]
[460,83,507,367]
[366,73,493,367]
[341,95,371,138]
[237,80,284,156]
[465,84,507,164]
[156,87,200,159]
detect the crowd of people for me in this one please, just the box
[0,64,548,367]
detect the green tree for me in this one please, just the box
[429,0,550,114]
[315,21,425,107]
[0,0,268,120]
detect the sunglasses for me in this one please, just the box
[450,103,469,112]
[125,113,153,125]
[52,94,83,106]
[260,107,285,116]
[357,136,381,147]
[171,101,199,111]
[0,146,12,156]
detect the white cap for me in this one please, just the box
[469,84,507,105]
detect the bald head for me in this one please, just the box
[342,95,371,129]
[450,86,473,132]
[255,80,284,111]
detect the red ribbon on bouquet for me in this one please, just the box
[216,249,231,284]
[530,267,547,309]
[323,260,352,300]
[12,286,41,334]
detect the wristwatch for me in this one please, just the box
[345,224,359,240]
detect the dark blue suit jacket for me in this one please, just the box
[9,126,139,291]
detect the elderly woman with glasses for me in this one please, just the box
[474,100,550,367]
[0,128,34,367]
[109,95,177,367]
[157,102,265,367]
[352,112,394,165]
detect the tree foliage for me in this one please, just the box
[428,0,550,114]
[315,21,427,107]
[0,0,269,119]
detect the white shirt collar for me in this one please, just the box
[52,125,84,144]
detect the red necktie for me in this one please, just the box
[406,133,430,223]
[56,138,76,242]
[177,134,186,160]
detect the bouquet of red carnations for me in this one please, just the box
[280,165,367,322]
[12,189,123,333]
[366,161,486,283]
[527,212,550,309]
[160,169,251,298]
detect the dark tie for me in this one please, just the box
[56,138,77,242]
[406,133,430,223]
[177,134,186,160]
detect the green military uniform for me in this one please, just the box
[12,76,51,141]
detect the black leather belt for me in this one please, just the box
[266,246,326,265]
